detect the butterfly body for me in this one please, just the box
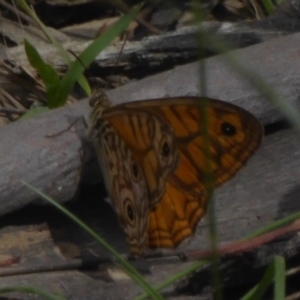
[89,97,263,256]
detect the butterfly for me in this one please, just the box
[88,96,263,257]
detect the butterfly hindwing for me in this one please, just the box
[91,119,149,256]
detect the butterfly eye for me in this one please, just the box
[131,162,140,181]
[221,122,236,136]
[124,198,135,226]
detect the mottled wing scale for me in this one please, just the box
[120,97,263,190]
[90,118,149,256]
[156,99,263,188]
[99,108,180,207]
[148,184,207,248]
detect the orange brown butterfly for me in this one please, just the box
[88,96,263,257]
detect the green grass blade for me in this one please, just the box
[56,6,139,107]
[242,210,300,240]
[18,0,90,96]
[25,39,63,108]
[261,0,275,15]
[19,107,50,120]
[241,260,274,300]
[134,260,208,300]
[273,256,286,300]
[22,181,164,300]
[193,3,222,297]
[18,0,72,64]
[20,1,138,108]
[241,256,286,300]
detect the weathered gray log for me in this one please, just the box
[0,31,300,225]
[6,20,300,70]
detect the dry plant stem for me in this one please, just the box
[111,33,129,74]
[0,256,20,268]
[0,0,38,28]
[0,108,26,115]
[0,258,83,277]
[285,291,300,300]
[0,220,298,277]
[108,0,162,34]
[287,265,300,277]
[45,117,83,138]
[0,87,26,110]
[134,6,162,34]
[133,13,162,35]
[185,220,300,260]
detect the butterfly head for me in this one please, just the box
[87,89,111,138]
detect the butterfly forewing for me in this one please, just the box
[121,97,263,191]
